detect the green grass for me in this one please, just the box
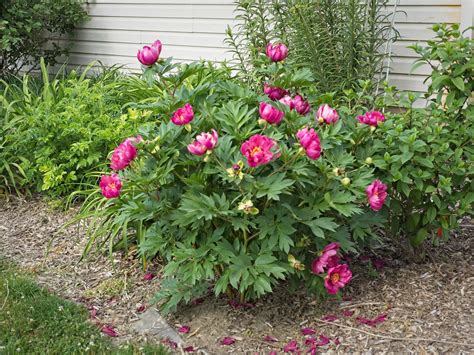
[0,259,169,354]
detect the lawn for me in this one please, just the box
[0,259,168,354]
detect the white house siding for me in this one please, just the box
[60,0,469,94]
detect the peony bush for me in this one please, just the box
[80,25,472,312]
[83,40,391,313]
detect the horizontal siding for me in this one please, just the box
[58,1,464,99]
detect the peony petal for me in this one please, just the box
[191,298,205,305]
[162,338,178,349]
[263,335,279,343]
[183,346,196,352]
[143,272,155,281]
[342,309,354,317]
[136,304,146,313]
[101,325,118,337]
[283,339,299,353]
[321,314,339,322]
[178,325,191,334]
[301,327,316,336]
[221,336,236,345]
[317,335,330,346]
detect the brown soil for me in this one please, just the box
[0,196,473,354]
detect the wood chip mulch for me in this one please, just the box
[0,196,472,354]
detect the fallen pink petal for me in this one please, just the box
[321,314,338,322]
[136,304,146,313]
[304,337,317,347]
[191,298,204,305]
[317,335,330,346]
[143,272,155,281]
[221,336,236,345]
[372,258,385,270]
[183,346,196,352]
[162,338,178,349]
[334,338,341,345]
[301,327,316,335]
[178,325,191,334]
[342,309,354,317]
[263,335,278,343]
[101,325,118,337]
[356,314,388,327]
[283,340,299,353]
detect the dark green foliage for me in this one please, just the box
[0,0,89,76]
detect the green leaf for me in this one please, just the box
[426,206,437,223]
[255,173,294,201]
[451,77,465,91]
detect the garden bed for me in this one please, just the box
[0,196,472,353]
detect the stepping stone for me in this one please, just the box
[131,308,183,346]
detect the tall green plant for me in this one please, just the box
[226,0,398,94]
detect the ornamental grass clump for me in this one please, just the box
[78,39,391,313]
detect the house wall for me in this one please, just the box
[59,0,468,94]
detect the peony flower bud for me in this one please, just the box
[341,177,351,186]
[137,45,159,66]
[259,102,284,124]
[171,103,194,125]
[365,157,373,165]
[316,104,339,124]
[265,42,289,62]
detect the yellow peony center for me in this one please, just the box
[251,146,261,156]
[108,183,116,189]
[330,273,340,283]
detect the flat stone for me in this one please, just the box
[131,308,183,345]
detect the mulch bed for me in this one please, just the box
[0,196,473,353]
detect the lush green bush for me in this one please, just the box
[77,46,389,313]
[1,0,88,76]
[370,24,473,254]
[0,61,157,196]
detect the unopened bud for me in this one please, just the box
[365,157,373,165]
[341,177,351,186]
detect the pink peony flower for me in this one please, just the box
[283,339,299,353]
[196,129,218,149]
[259,102,285,124]
[357,111,385,127]
[187,141,207,156]
[301,327,316,335]
[366,179,388,211]
[279,95,294,109]
[324,264,353,295]
[110,138,139,171]
[292,95,310,115]
[240,134,278,167]
[296,127,322,160]
[99,174,122,199]
[137,45,159,66]
[171,103,194,125]
[264,83,288,100]
[178,325,191,334]
[317,104,339,124]
[220,336,236,346]
[266,42,289,62]
[101,325,118,337]
[311,242,340,274]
